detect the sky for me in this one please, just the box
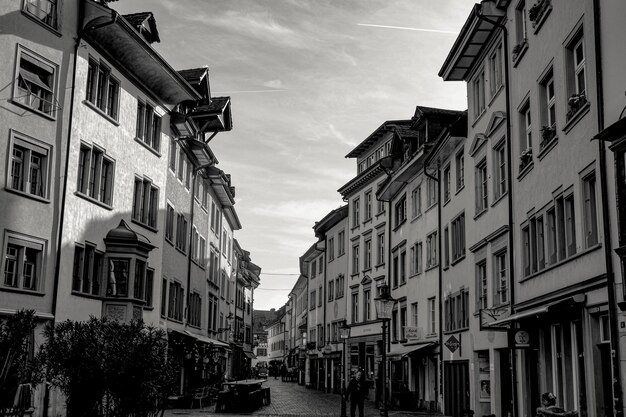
[113,0,476,310]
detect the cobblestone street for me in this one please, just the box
[164,378,434,417]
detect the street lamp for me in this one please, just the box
[374,284,396,417]
[339,323,351,417]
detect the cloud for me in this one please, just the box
[262,80,285,89]
[356,23,458,35]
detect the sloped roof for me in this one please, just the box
[178,67,209,84]
[122,11,160,43]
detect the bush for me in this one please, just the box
[0,309,37,408]
[38,317,177,417]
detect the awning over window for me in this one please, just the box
[243,350,256,359]
[387,342,436,361]
[487,294,586,327]
[183,330,229,347]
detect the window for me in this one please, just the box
[23,0,58,29]
[352,292,359,323]
[516,1,528,45]
[456,151,465,190]
[177,149,185,183]
[168,281,184,321]
[310,290,316,310]
[537,216,546,270]
[338,230,345,256]
[352,197,360,227]
[132,177,159,229]
[364,289,371,321]
[392,309,398,341]
[72,243,103,296]
[8,134,50,199]
[189,293,202,327]
[411,302,418,326]
[318,285,322,307]
[445,290,469,331]
[392,253,399,287]
[443,166,451,202]
[489,43,503,96]
[476,159,488,213]
[133,260,146,300]
[107,259,129,297]
[86,59,119,119]
[400,305,407,339]
[311,260,317,277]
[144,268,153,307]
[161,278,167,317]
[541,71,556,130]
[494,142,507,198]
[319,256,324,274]
[582,172,598,247]
[377,233,385,266]
[328,280,335,302]
[395,194,407,227]
[411,186,421,218]
[3,233,45,291]
[77,144,114,206]
[427,177,438,207]
[175,213,188,252]
[185,161,192,190]
[547,207,557,265]
[352,243,360,274]
[364,238,372,270]
[444,227,450,268]
[165,204,175,243]
[336,274,345,298]
[14,48,56,117]
[364,190,373,221]
[428,297,436,334]
[473,71,485,119]
[377,193,385,214]
[494,251,508,305]
[476,261,487,310]
[400,249,406,285]
[522,224,532,276]
[521,103,533,152]
[451,213,466,262]
[328,237,335,261]
[568,33,586,98]
[426,231,438,269]
[190,227,199,262]
[565,195,577,257]
[136,101,161,152]
[169,138,177,173]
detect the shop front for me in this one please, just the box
[387,342,438,411]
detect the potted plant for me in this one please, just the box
[540,126,556,149]
[520,148,533,170]
[512,39,527,61]
[566,93,587,120]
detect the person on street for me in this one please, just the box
[280,363,287,382]
[345,369,368,417]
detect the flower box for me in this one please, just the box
[519,148,533,171]
[566,93,588,121]
[539,126,556,150]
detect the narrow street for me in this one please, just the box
[164,378,434,417]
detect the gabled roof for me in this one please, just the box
[413,105,466,121]
[313,205,348,238]
[122,12,160,44]
[345,120,412,159]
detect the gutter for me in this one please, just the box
[423,165,443,411]
[592,1,624,416]
[475,4,517,417]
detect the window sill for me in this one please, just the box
[392,219,407,232]
[410,214,422,224]
[375,210,386,219]
[351,225,361,233]
[143,305,154,311]
[512,41,529,68]
[350,273,360,278]
[4,187,51,204]
[363,218,373,227]
[1,286,45,296]
[443,197,451,207]
[488,84,504,107]
[491,192,507,208]
[531,4,552,34]
[375,263,385,268]
[537,136,558,160]
[471,108,487,128]
[11,99,56,121]
[363,267,372,273]
[75,191,113,210]
[165,237,174,246]
[175,246,187,256]
[21,10,62,36]
[563,102,591,134]
[455,185,465,196]
[519,243,602,283]
[83,100,120,126]
[134,137,162,157]
[425,264,438,272]
[443,264,449,271]
[450,254,466,266]
[167,317,184,324]
[474,208,488,221]
[517,161,534,181]
[443,327,469,335]
[131,218,158,234]
[425,203,437,214]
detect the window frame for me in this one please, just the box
[85,58,120,121]
[136,100,162,153]
[14,45,58,119]
[132,176,159,230]
[2,231,46,292]
[7,131,52,201]
[76,142,115,208]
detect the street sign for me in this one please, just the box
[404,326,420,340]
[444,335,460,353]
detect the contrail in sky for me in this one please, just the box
[212,89,287,94]
[357,23,457,34]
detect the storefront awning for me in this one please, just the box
[183,330,229,347]
[243,350,256,359]
[487,294,586,327]
[387,342,436,361]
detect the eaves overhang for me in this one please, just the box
[205,166,236,207]
[377,149,427,202]
[224,206,242,231]
[345,120,410,159]
[424,113,469,170]
[313,205,348,238]
[438,4,504,82]
[180,137,215,167]
[338,164,385,198]
[82,1,200,105]
[188,97,233,133]
[593,117,626,147]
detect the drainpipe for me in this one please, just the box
[424,164,443,413]
[52,4,117,320]
[592,2,624,416]
[185,168,198,328]
[322,239,328,391]
[475,4,517,417]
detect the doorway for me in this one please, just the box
[444,360,469,417]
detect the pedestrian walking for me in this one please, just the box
[345,369,368,417]
[280,363,287,382]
